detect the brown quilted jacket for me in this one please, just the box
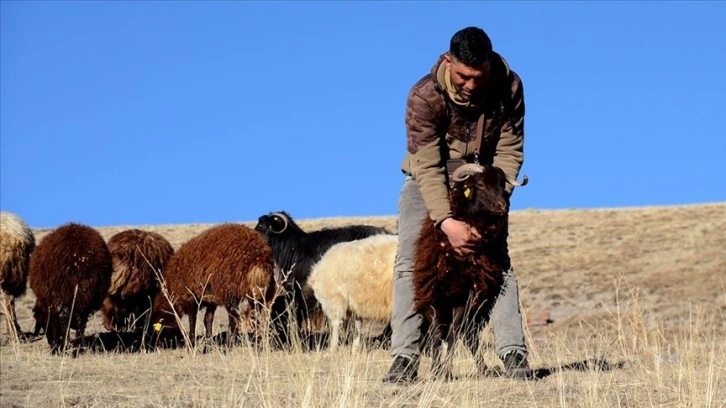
[400,52,525,225]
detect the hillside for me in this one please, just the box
[2,203,724,407]
[23,203,726,337]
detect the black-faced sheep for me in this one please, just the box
[149,223,276,347]
[412,164,527,379]
[29,223,113,353]
[101,229,175,332]
[0,211,36,340]
[254,211,389,348]
[307,234,397,351]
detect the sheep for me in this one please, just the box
[307,234,398,351]
[101,229,175,333]
[149,223,276,348]
[29,223,113,353]
[412,163,527,379]
[0,211,36,341]
[254,211,389,348]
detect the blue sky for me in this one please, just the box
[1,1,724,228]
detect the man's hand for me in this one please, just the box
[440,218,481,256]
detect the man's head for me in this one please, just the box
[445,27,494,102]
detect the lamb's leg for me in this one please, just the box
[203,305,217,339]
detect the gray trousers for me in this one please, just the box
[389,176,528,359]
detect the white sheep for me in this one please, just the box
[0,211,35,341]
[307,234,397,351]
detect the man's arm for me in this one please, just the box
[492,73,525,196]
[405,89,452,226]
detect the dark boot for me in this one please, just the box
[502,350,534,380]
[382,354,419,384]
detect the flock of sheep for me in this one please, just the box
[0,164,525,379]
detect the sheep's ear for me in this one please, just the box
[463,179,476,200]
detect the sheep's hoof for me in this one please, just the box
[431,367,455,382]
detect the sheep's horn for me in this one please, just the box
[451,163,485,181]
[269,212,289,234]
[507,174,529,187]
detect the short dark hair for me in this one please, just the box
[449,26,493,67]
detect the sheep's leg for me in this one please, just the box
[430,329,446,379]
[46,319,64,354]
[270,295,291,348]
[226,302,242,345]
[352,319,362,352]
[329,318,341,352]
[429,311,448,380]
[100,297,117,332]
[75,318,87,339]
[33,311,46,336]
[463,296,493,376]
[239,298,253,333]
[3,297,23,341]
[462,324,488,375]
[203,305,216,339]
[440,306,467,381]
[461,307,490,376]
[187,305,198,347]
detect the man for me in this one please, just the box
[383,26,532,384]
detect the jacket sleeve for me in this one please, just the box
[492,73,525,196]
[406,89,452,225]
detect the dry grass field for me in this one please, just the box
[1,203,725,407]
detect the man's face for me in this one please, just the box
[445,54,490,102]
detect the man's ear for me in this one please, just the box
[444,53,452,69]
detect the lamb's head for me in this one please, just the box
[254,211,292,237]
[450,164,528,241]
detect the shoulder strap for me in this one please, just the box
[472,113,486,162]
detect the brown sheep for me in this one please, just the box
[413,164,527,379]
[150,223,277,347]
[101,229,175,332]
[0,212,36,340]
[29,223,113,353]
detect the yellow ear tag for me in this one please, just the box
[464,186,472,198]
[153,322,162,332]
